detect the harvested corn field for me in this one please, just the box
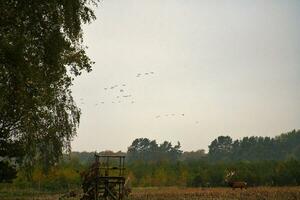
[1,187,300,200]
[129,187,300,200]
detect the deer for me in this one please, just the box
[225,171,247,189]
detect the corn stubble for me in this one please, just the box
[129,187,300,200]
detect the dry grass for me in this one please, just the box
[1,187,300,200]
[130,187,300,200]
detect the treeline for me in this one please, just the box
[71,129,300,164]
[208,129,300,161]
[128,159,300,187]
[12,150,126,191]
[6,130,300,190]
[11,157,85,191]
[11,155,300,190]
[125,130,300,187]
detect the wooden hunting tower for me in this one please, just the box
[81,154,126,200]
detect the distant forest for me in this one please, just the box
[64,129,300,188]
[71,129,300,163]
[9,130,300,190]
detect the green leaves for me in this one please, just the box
[0,0,99,180]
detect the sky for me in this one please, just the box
[71,0,300,153]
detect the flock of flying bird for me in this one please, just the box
[78,71,199,124]
[79,83,134,106]
[79,71,155,106]
[136,71,154,77]
[102,83,134,104]
[155,113,185,118]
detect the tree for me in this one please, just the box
[0,0,99,180]
[127,138,158,162]
[127,138,182,163]
[208,136,233,161]
[160,141,182,161]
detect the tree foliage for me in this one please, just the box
[208,136,233,161]
[127,159,300,187]
[127,138,182,163]
[208,130,300,162]
[180,149,206,161]
[7,130,300,189]
[0,0,99,179]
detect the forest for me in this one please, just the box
[2,129,299,191]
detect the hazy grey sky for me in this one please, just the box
[71,0,300,152]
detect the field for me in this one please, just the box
[1,187,300,200]
[131,187,300,200]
